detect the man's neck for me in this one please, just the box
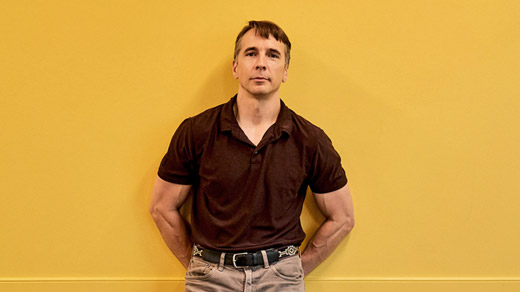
[235,90,281,128]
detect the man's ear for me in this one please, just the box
[232,60,238,79]
[282,66,288,82]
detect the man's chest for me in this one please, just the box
[195,134,312,199]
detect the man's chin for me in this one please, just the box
[248,90,275,99]
[239,85,279,99]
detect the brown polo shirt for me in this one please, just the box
[158,95,347,252]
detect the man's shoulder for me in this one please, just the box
[183,101,228,133]
[285,106,327,140]
[190,103,224,121]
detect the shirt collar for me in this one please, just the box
[220,94,293,135]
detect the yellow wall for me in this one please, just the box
[1,0,519,291]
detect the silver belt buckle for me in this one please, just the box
[232,252,248,268]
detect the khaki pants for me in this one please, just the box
[185,254,305,292]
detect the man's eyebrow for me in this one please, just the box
[267,48,281,55]
[243,47,281,54]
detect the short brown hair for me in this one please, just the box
[234,20,292,67]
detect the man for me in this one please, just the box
[150,20,354,291]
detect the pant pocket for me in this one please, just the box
[185,257,218,280]
[269,256,304,281]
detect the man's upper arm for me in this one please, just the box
[313,184,354,226]
[150,176,192,213]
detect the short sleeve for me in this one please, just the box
[308,129,348,193]
[158,118,197,185]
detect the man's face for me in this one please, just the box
[233,29,288,98]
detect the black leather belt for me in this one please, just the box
[192,245,300,268]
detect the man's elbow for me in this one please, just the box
[339,216,355,237]
[149,202,181,224]
[149,203,163,222]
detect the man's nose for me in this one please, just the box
[255,55,266,70]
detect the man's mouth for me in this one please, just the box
[251,77,269,81]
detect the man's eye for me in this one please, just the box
[270,54,279,58]
[246,52,255,56]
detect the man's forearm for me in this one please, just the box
[301,218,353,276]
[151,208,193,268]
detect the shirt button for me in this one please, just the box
[254,151,258,155]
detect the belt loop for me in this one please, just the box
[260,250,269,269]
[218,252,226,271]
